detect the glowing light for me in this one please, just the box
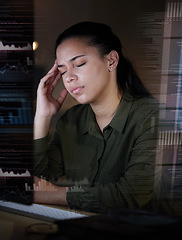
[33,41,39,51]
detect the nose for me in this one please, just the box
[65,70,78,83]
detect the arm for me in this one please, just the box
[34,109,158,212]
[34,61,67,140]
[33,62,68,204]
[34,133,69,205]
[66,143,156,212]
[34,95,159,212]
[66,110,159,213]
[33,176,68,206]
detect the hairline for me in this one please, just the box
[55,35,111,59]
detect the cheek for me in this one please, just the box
[85,63,107,84]
[91,64,109,85]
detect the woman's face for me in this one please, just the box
[56,38,115,105]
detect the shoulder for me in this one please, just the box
[120,93,160,136]
[134,97,158,111]
[125,92,159,115]
[122,92,160,128]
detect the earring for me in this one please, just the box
[110,67,113,71]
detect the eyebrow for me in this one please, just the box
[57,55,86,68]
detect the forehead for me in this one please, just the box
[56,38,99,62]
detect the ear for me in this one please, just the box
[107,50,119,72]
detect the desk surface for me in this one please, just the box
[0,204,96,240]
[1,205,181,240]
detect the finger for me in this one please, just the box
[45,69,60,87]
[47,61,58,75]
[37,64,60,97]
[39,71,55,87]
[39,70,59,93]
[39,62,59,87]
[57,88,68,105]
[46,72,61,96]
[38,64,58,88]
[51,72,61,88]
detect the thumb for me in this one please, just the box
[57,88,68,106]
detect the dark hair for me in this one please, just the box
[55,21,151,98]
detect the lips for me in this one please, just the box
[71,86,84,95]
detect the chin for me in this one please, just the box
[75,96,91,105]
[77,99,90,105]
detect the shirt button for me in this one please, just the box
[103,127,112,140]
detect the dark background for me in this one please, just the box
[34,0,166,111]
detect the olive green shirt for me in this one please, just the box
[34,92,159,213]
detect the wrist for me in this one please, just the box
[34,114,52,140]
[56,186,69,206]
[33,177,69,206]
[37,186,68,206]
[34,112,52,121]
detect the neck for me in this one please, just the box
[91,90,122,132]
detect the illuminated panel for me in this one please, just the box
[0,0,34,204]
[136,1,182,216]
[157,0,182,216]
[136,11,165,98]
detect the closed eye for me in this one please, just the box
[61,71,66,76]
[77,62,86,67]
[60,62,86,76]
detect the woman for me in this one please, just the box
[34,22,159,213]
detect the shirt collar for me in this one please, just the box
[81,105,101,138]
[109,91,134,133]
[81,91,134,136]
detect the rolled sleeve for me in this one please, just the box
[34,135,50,177]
